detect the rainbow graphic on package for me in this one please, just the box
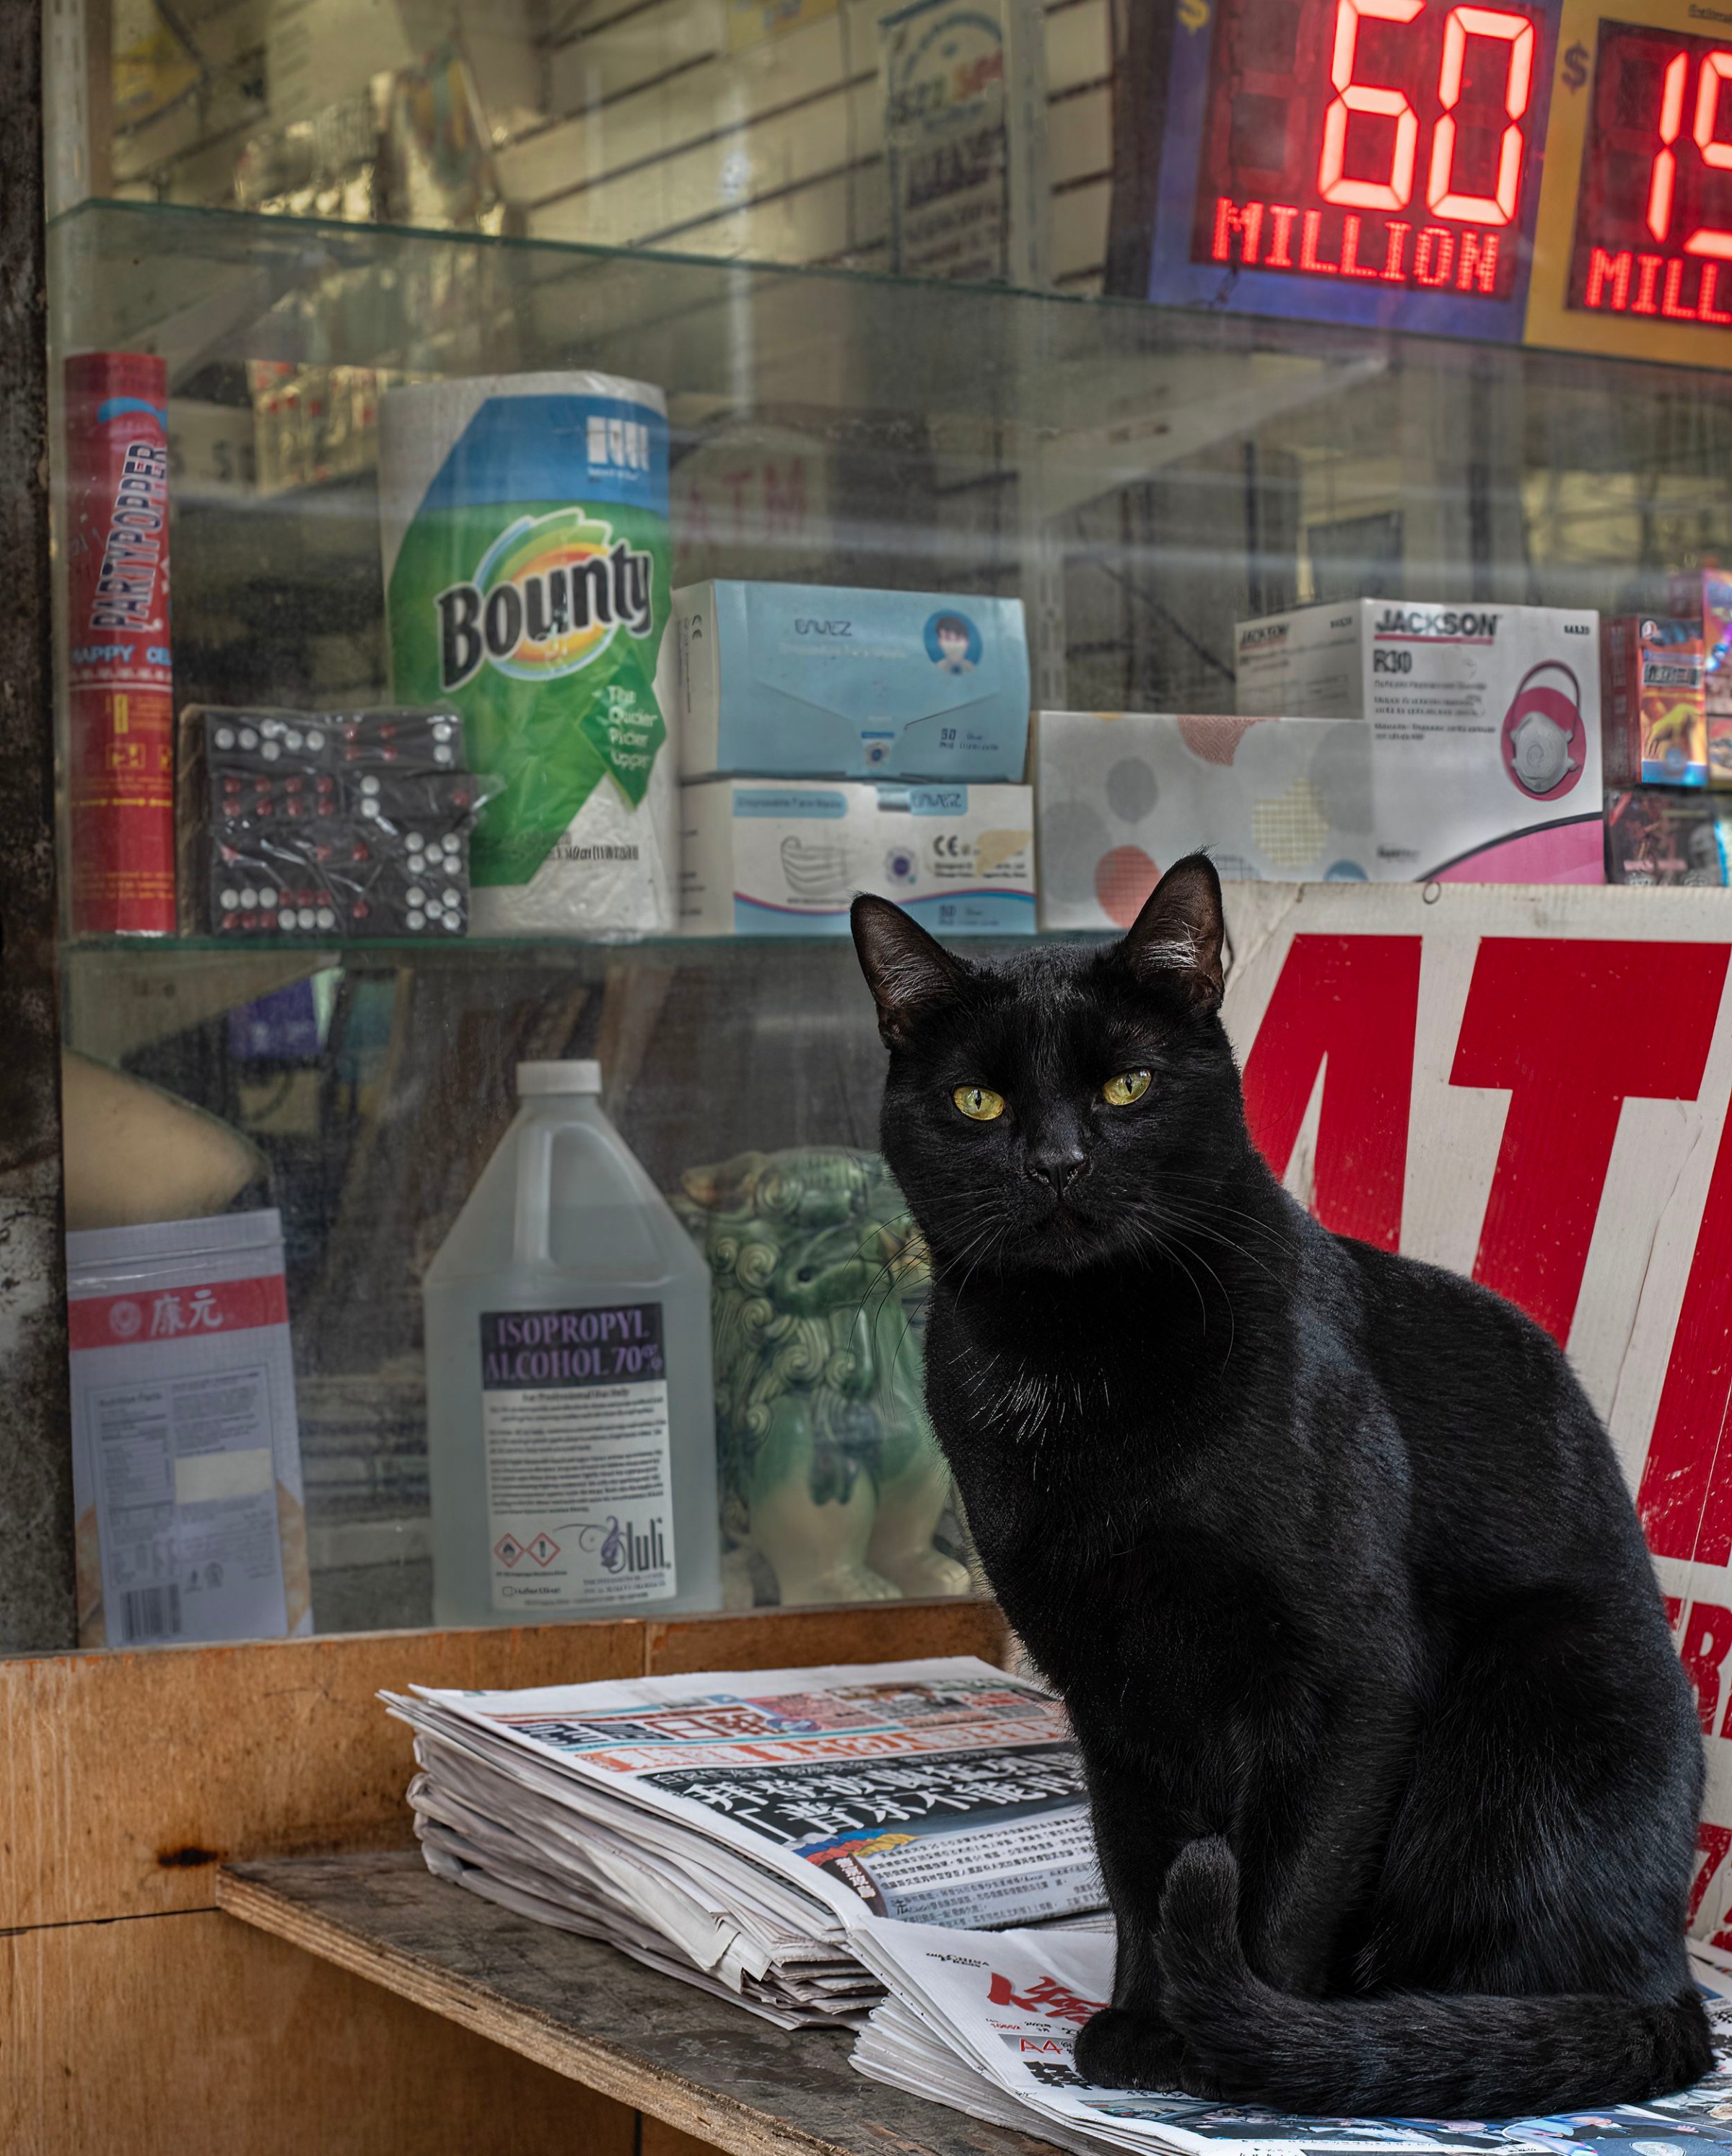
[380,372,676,934]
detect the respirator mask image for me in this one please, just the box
[1501,662,1584,797]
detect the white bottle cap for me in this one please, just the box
[518,1059,603,1096]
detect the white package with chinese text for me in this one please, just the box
[66,1209,310,1647]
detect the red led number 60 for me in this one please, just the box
[1319,0,1534,226]
[1648,46,1732,259]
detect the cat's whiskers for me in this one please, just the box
[1140,1220,1221,1355]
[1141,1196,1286,1293]
[1147,1179,1298,1256]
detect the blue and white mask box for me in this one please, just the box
[681,777,1036,935]
[662,581,1031,780]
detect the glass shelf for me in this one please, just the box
[60,929,1113,958]
[53,195,1732,740]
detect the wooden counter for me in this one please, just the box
[1,1599,1009,2156]
[218,1849,1056,2156]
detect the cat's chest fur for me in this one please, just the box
[922,1288,1326,1758]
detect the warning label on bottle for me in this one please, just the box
[479,1301,676,1611]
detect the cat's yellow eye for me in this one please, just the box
[1102,1069,1152,1107]
[953,1084,1006,1122]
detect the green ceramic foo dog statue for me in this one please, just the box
[670,1147,975,1609]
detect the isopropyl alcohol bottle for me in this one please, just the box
[424,1060,721,1623]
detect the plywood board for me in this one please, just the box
[0,1620,643,1929]
[219,1850,1058,2156]
[2,1904,635,2156]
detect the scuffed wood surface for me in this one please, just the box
[219,1850,1060,2156]
[4,1903,634,2156]
[0,1621,643,1929]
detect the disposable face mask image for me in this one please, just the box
[1501,662,1584,798]
[1509,708,1578,793]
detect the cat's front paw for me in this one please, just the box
[1073,2006,1189,2092]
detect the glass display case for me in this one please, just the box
[29,0,1732,1655]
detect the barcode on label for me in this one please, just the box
[121,1584,182,1642]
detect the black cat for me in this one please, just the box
[851,854,1711,2118]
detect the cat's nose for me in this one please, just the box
[1025,1145,1090,1197]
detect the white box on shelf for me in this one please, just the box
[681,777,1036,935]
[1234,599,1599,727]
[1036,708,1604,931]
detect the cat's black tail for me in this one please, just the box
[1152,1839,1712,2116]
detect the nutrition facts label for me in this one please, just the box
[479,1301,676,1611]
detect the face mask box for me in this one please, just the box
[681,777,1036,934]
[1234,600,1600,745]
[662,581,1031,781]
[1038,712,1372,927]
[1230,600,1602,878]
[1036,709,1604,932]
[1602,616,1706,788]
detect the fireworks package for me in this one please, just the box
[1601,615,1707,788]
[178,706,494,937]
[1604,787,1731,885]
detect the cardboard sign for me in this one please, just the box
[1216,880,1732,1945]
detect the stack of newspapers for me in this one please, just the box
[382,1654,1109,2030]
[851,1916,1732,2156]
[388,1655,1732,2156]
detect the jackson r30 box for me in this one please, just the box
[680,777,1034,935]
[1233,600,1603,881]
[663,581,1031,781]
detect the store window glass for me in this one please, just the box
[32,0,1732,1650]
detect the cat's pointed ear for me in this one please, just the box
[852,894,968,1048]
[1116,854,1226,1014]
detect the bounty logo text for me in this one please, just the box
[437,506,655,691]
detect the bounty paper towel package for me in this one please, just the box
[1036,710,1604,930]
[380,372,676,934]
[665,581,1031,779]
[681,778,1035,934]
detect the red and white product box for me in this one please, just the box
[1218,880,1732,1950]
[66,1211,310,1648]
[63,351,175,934]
